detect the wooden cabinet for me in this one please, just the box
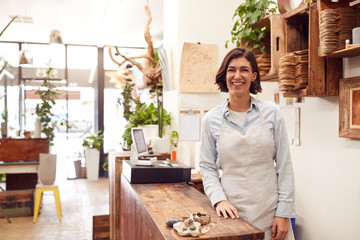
[255,3,345,96]
[0,138,48,190]
[0,138,48,162]
[281,3,342,97]
[255,14,286,81]
[318,0,360,58]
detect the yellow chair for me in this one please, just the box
[33,184,62,223]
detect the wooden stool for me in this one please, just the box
[33,184,62,223]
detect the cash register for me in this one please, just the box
[130,127,157,166]
[123,127,191,183]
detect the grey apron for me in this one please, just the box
[218,104,294,240]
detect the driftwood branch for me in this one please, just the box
[114,46,144,72]
[107,5,161,90]
[144,5,154,69]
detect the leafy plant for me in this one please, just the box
[117,81,141,121]
[34,61,60,147]
[226,0,277,52]
[1,108,8,122]
[170,130,179,148]
[82,130,104,151]
[121,102,171,151]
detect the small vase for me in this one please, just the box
[1,122,7,138]
[151,136,170,153]
[85,148,100,181]
[34,118,42,138]
[39,153,57,185]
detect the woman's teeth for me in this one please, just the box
[232,82,244,86]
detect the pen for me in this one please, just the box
[163,160,173,167]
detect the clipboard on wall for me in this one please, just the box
[179,110,201,141]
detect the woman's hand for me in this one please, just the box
[215,200,239,219]
[271,217,289,240]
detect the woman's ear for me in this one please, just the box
[251,72,257,82]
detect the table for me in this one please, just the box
[0,161,39,174]
[0,138,47,190]
[108,152,264,240]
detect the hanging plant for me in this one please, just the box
[226,0,277,52]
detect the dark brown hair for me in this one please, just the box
[215,47,262,94]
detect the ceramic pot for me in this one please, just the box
[85,148,100,181]
[1,122,7,138]
[34,118,42,138]
[151,136,170,153]
[39,153,57,185]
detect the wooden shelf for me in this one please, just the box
[261,73,279,82]
[284,3,309,18]
[322,46,360,58]
[283,89,307,98]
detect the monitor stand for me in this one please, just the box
[130,143,157,166]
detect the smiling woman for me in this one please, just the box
[200,47,296,240]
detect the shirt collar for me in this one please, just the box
[223,96,258,117]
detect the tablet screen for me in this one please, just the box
[132,128,147,154]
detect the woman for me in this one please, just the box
[199,47,296,240]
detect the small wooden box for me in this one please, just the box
[0,189,34,218]
[93,206,109,240]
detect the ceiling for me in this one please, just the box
[0,0,164,47]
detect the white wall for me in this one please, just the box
[163,1,360,240]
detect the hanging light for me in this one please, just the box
[50,29,63,44]
[19,50,33,65]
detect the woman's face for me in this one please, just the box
[226,56,257,97]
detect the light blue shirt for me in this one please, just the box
[199,97,296,218]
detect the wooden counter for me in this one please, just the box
[109,152,264,240]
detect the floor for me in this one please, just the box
[0,177,109,240]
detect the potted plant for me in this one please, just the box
[1,108,7,138]
[225,0,277,52]
[82,130,104,181]
[34,61,60,185]
[121,101,173,152]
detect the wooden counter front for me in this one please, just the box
[121,175,264,240]
[109,152,264,240]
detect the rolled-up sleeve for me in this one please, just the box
[273,106,296,218]
[199,114,227,207]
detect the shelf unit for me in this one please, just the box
[282,3,342,97]
[318,0,360,58]
[255,14,285,82]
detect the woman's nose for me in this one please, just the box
[234,70,241,79]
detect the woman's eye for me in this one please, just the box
[227,68,235,72]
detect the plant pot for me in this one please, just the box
[34,118,42,138]
[1,122,7,138]
[140,124,158,146]
[39,153,57,185]
[85,148,100,181]
[151,136,170,153]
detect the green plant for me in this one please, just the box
[1,108,8,122]
[170,130,179,148]
[117,81,141,121]
[34,61,60,147]
[226,0,277,52]
[82,130,104,151]
[121,102,171,151]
